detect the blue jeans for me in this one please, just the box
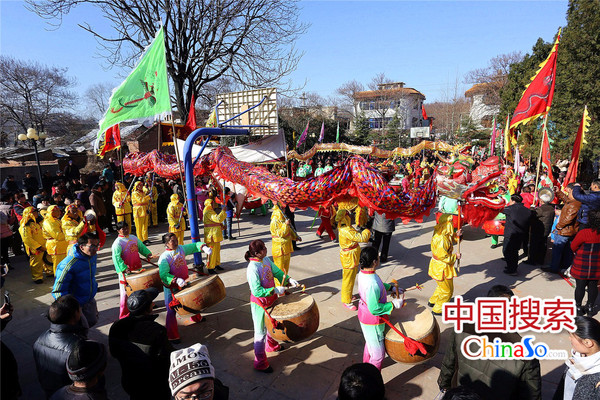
[225,216,233,238]
[550,234,574,271]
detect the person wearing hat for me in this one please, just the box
[62,204,86,253]
[428,214,462,315]
[203,197,226,274]
[336,208,371,311]
[158,232,212,342]
[111,221,155,319]
[502,194,532,276]
[19,206,53,283]
[169,343,229,400]
[167,193,187,245]
[131,181,151,245]
[108,288,173,400]
[50,340,108,400]
[112,181,132,228]
[42,205,68,275]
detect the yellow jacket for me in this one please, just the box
[144,185,158,202]
[355,206,368,227]
[62,206,86,244]
[167,194,186,232]
[42,205,68,256]
[428,213,459,281]
[336,209,370,269]
[203,199,226,243]
[19,207,46,255]
[132,182,150,218]
[112,182,132,215]
[270,204,295,257]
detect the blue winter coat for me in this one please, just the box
[52,245,98,305]
[572,186,600,225]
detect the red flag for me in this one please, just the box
[184,94,197,135]
[510,30,561,131]
[540,127,555,185]
[563,106,590,187]
[98,124,121,157]
[422,104,428,120]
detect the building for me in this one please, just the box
[352,82,426,131]
[464,82,501,128]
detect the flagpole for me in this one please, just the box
[533,113,549,206]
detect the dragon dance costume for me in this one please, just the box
[19,207,52,281]
[42,205,68,274]
[112,182,132,227]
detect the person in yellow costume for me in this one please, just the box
[428,213,462,315]
[19,207,52,283]
[62,204,86,252]
[144,177,159,227]
[203,198,226,274]
[167,194,186,245]
[336,208,371,311]
[132,181,151,244]
[270,203,300,275]
[112,181,132,227]
[355,206,368,229]
[42,205,68,275]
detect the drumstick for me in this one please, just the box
[142,258,160,269]
[404,283,424,292]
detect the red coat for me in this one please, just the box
[570,229,600,280]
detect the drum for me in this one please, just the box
[174,275,227,316]
[125,268,162,296]
[482,219,505,236]
[385,302,440,364]
[265,293,319,342]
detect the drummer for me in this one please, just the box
[245,239,299,373]
[158,232,212,343]
[111,221,155,319]
[357,246,404,370]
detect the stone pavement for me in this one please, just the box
[1,209,576,399]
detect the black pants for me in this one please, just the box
[503,233,523,272]
[0,235,10,265]
[528,232,548,265]
[373,231,392,260]
[575,279,599,307]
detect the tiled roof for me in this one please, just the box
[353,87,425,100]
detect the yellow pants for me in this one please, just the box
[429,278,454,314]
[51,253,67,275]
[134,215,148,242]
[207,242,221,269]
[151,205,158,226]
[273,254,291,275]
[117,213,132,228]
[175,230,184,245]
[341,267,358,304]
[29,252,46,281]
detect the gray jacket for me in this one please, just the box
[372,212,395,233]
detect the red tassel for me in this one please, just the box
[383,318,428,357]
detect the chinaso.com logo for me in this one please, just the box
[442,295,574,360]
[461,335,567,360]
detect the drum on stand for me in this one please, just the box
[174,275,226,317]
[265,293,319,342]
[385,302,440,364]
[125,268,162,296]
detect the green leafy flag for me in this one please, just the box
[98,27,171,140]
[336,121,340,143]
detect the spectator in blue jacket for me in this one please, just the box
[573,180,600,230]
[52,233,100,327]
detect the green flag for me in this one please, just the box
[98,27,171,138]
[336,121,340,143]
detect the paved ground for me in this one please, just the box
[1,208,577,399]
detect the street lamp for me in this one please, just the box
[18,127,47,189]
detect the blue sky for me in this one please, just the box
[1,0,567,107]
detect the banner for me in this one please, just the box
[296,121,309,148]
[563,106,591,187]
[98,124,121,157]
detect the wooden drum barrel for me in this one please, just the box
[125,268,162,296]
[482,219,505,236]
[174,275,226,317]
[265,293,319,342]
[385,302,440,364]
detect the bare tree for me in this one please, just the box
[336,80,365,115]
[0,56,77,146]
[84,82,114,119]
[367,72,393,91]
[465,51,524,104]
[27,0,308,121]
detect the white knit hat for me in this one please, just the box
[169,343,215,395]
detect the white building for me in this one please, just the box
[464,83,500,128]
[352,82,426,130]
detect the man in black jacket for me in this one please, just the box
[33,294,88,399]
[109,288,173,400]
[527,191,555,266]
[502,195,532,275]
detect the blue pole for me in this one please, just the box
[183,127,248,267]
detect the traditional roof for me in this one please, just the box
[353,87,425,100]
[464,82,502,98]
